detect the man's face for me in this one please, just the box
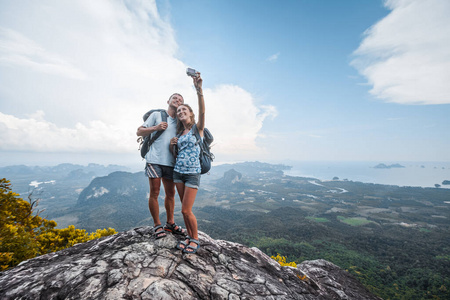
[168,94,184,108]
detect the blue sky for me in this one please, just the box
[0,0,449,168]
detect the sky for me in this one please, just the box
[0,0,449,169]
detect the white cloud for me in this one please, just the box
[351,0,450,105]
[0,0,276,158]
[0,27,87,79]
[0,111,134,153]
[266,52,280,62]
[202,85,277,155]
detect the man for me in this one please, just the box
[136,93,186,239]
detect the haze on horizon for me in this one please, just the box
[1,0,449,168]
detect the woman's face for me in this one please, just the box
[177,105,191,122]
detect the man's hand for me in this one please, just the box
[156,122,168,131]
[137,122,167,137]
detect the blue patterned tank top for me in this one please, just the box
[174,128,201,174]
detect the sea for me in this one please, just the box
[282,161,450,189]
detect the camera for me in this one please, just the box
[186,68,198,77]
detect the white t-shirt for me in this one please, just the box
[142,111,177,167]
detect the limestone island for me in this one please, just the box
[373,163,405,169]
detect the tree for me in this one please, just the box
[0,178,116,271]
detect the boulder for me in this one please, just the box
[0,227,381,299]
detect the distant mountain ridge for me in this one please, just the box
[0,163,131,228]
[213,161,291,177]
[0,163,128,176]
[217,169,242,187]
[77,171,147,205]
[75,171,149,231]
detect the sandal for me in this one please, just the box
[176,236,190,250]
[182,239,200,254]
[164,222,187,236]
[153,224,167,239]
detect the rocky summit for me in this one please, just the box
[0,227,381,299]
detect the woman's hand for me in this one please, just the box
[170,137,178,146]
[193,72,202,91]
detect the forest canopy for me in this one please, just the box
[0,178,116,271]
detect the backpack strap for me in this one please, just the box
[148,110,169,145]
[192,124,202,146]
[160,110,168,123]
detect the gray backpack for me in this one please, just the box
[138,109,168,158]
[192,124,214,174]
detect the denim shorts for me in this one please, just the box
[173,171,201,189]
[145,163,174,180]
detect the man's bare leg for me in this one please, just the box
[162,177,176,225]
[149,178,165,238]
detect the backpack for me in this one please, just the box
[173,124,215,174]
[192,124,215,174]
[137,109,168,159]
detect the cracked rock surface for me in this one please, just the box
[0,227,381,299]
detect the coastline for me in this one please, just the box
[282,161,450,189]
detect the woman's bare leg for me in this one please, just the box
[175,182,190,248]
[180,186,199,250]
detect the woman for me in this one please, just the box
[170,72,205,254]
